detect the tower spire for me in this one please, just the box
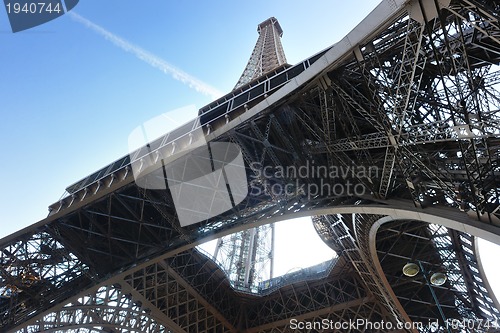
[234,17,287,90]
[207,18,289,291]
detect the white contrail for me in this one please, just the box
[69,12,223,99]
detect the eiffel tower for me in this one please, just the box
[208,16,288,293]
[2,0,500,332]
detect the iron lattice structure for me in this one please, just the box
[234,17,287,90]
[210,18,288,291]
[210,223,275,292]
[1,0,500,332]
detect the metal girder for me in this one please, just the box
[209,110,304,292]
[242,264,372,329]
[376,219,500,331]
[244,296,377,333]
[315,0,500,215]
[0,231,93,329]
[313,213,415,330]
[2,0,500,332]
[17,283,168,333]
[166,248,387,332]
[165,249,242,325]
[316,112,500,152]
[124,261,237,333]
[314,211,500,332]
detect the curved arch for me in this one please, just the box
[367,215,500,326]
[195,203,500,330]
[195,202,500,253]
[18,203,499,333]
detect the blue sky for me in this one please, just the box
[1,0,499,302]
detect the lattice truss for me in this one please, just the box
[0,232,91,328]
[12,251,386,333]
[311,210,429,330]
[210,223,274,292]
[315,0,500,222]
[1,0,500,332]
[314,213,500,332]
[234,17,287,89]
[147,252,388,333]
[378,220,500,332]
[16,284,167,333]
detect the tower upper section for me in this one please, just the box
[233,17,288,90]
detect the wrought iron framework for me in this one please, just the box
[1,0,500,332]
[210,17,291,292]
[234,17,287,90]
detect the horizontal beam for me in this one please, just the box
[244,296,375,333]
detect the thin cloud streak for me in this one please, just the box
[69,12,223,99]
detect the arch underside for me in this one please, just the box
[11,207,500,333]
[314,210,500,332]
[2,0,500,331]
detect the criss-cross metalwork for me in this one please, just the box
[1,0,500,332]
